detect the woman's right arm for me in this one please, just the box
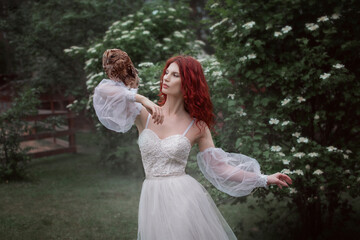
[93,79,163,133]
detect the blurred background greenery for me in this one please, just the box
[1,0,359,239]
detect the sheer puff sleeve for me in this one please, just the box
[197,147,268,197]
[93,79,142,133]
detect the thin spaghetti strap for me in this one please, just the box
[145,113,151,129]
[182,119,195,136]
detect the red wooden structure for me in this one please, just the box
[1,78,77,158]
[20,95,77,158]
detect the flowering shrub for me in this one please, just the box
[207,0,359,238]
[64,3,204,172]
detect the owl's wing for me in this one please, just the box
[125,57,137,78]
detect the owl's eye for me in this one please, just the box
[110,55,115,58]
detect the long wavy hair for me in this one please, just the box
[158,55,215,130]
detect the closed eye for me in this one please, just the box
[165,70,179,77]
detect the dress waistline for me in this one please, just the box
[145,172,186,180]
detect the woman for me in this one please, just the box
[93,55,292,240]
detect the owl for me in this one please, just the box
[102,49,139,88]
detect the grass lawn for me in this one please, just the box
[0,152,143,240]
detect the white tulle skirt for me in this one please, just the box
[137,174,237,240]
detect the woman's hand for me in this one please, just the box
[136,95,164,124]
[266,173,292,189]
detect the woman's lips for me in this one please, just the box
[163,84,169,89]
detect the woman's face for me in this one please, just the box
[162,62,182,97]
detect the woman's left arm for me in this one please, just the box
[196,126,292,197]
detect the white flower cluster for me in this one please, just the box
[227,94,235,100]
[87,47,97,54]
[66,99,77,109]
[282,159,290,165]
[211,71,222,78]
[305,23,319,31]
[271,146,282,152]
[210,3,219,8]
[148,81,161,91]
[228,25,237,33]
[138,62,154,68]
[303,13,340,33]
[281,98,291,106]
[281,169,292,174]
[238,53,256,63]
[281,25,292,33]
[195,40,205,46]
[293,169,304,176]
[210,18,228,31]
[297,137,309,143]
[333,63,344,69]
[292,132,301,138]
[313,169,323,175]
[269,118,279,125]
[274,31,282,37]
[281,121,290,126]
[297,96,306,103]
[168,7,176,12]
[281,169,303,176]
[273,25,292,37]
[173,31,184,38]
[308,152,319,157]
[242,21,256,29]
[86,72,105,90]
[331,13,341,19]
[326,146,338,152]
[317,16,329,22]
[278,152,285,157]
[289,188,298,194]
[85,58,97,69]
[64,46,84,54]
[293,152,305,158]
[236,108,247,117]
[121,20,133,27]
[320,73,331,80]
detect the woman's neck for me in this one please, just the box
[162,95,186,116]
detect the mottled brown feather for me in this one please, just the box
[102,49,139,88]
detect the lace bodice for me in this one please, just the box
[138,114,194,178]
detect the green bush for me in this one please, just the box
[65,2,204,174]
[0,88,40,182]
[206,0,360,238]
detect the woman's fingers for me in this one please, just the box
[152,105,163,124]
[281,174,292,184]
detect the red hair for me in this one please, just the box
[158,55,215,130]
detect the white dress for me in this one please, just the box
[93,79,268,240]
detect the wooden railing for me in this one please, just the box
[19,96,77,158]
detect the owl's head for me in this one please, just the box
[102,49,129,70]
[102,49,139,87]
